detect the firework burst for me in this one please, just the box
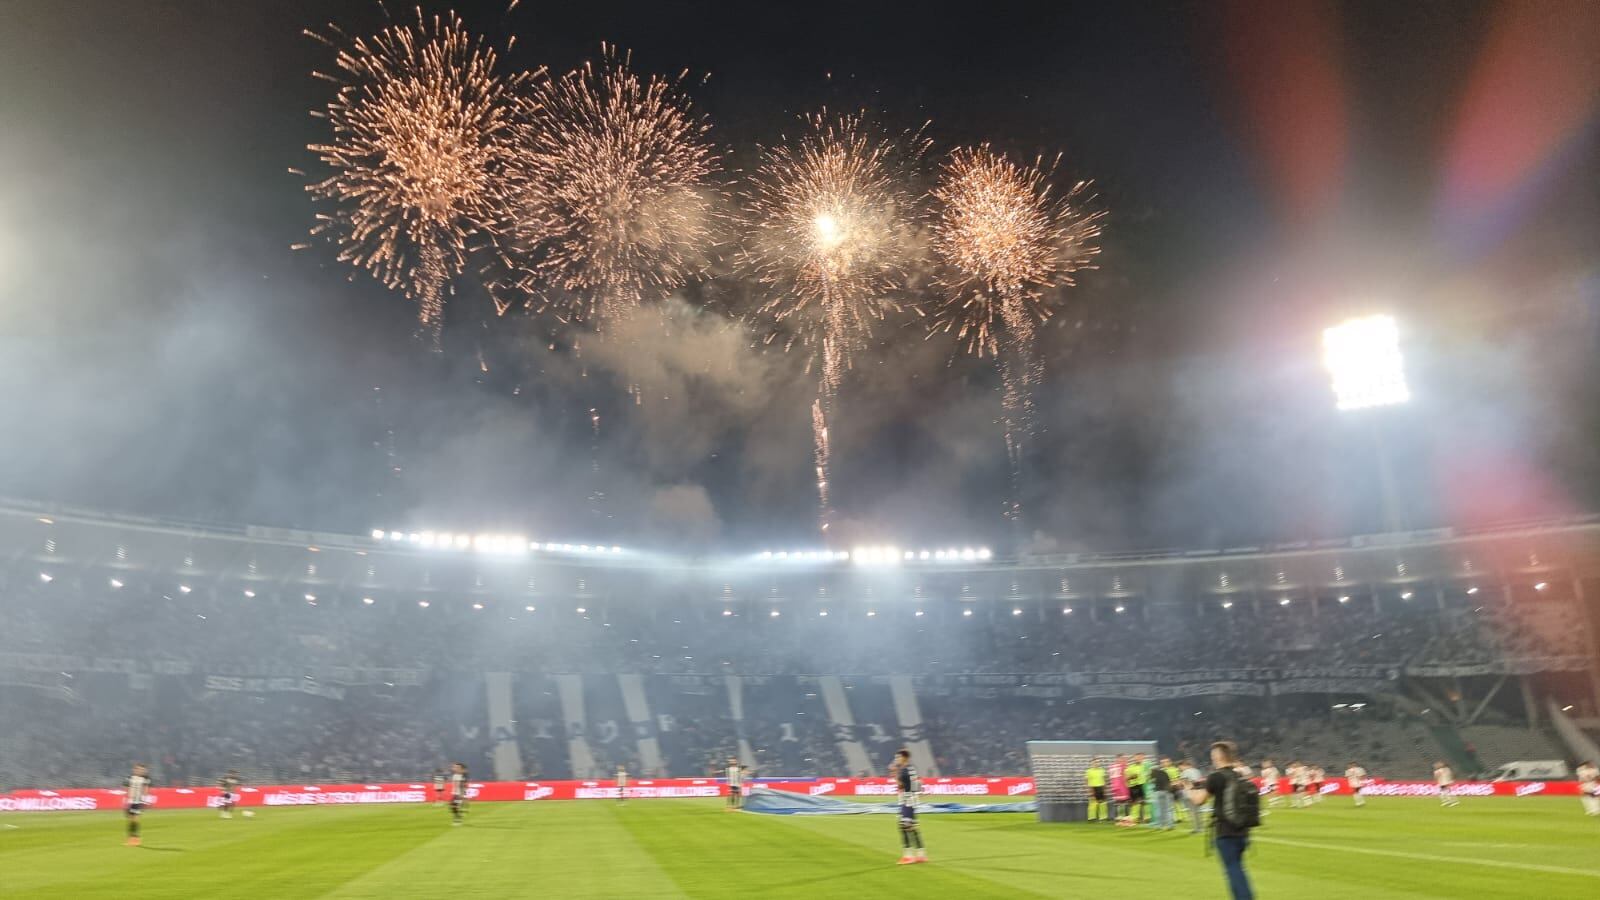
[930,145,1104,524]
[930,145,1104,357]
[739,111,929,533]
[740,111,930,396]
[498,46,721,329]
[301,9,524,349]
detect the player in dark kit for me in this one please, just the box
[218,770,241,819]
[123,763,151,846]
[449,762,469,826]
[432,768,447,805]
[890,749,927,865]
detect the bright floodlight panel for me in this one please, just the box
[1323,314,1409,410]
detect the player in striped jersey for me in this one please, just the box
[725,757,744,811]
[124,763,151,846]
[449,762,470,826]
[891,748,927,865]
[218,770,241,819]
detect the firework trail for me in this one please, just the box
[930,145,1104,525]
[738,111,929,534]
[301,9,524,350]
[498,45,721,330]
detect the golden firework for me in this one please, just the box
[499,45,722,328]
[930,145,1103,358]
[302,9,524,349]
[739,110,930,395]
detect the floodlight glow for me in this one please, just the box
[1534,582,1548,591]
[472,602,484,610]
[919,551,930,560]
[1062,606,1072,614]
[770,609,780,617]
[1338,595,1350,603]
[914,610,924,617]
[109,578,124,589]
[1400,591,1414,600]
[371,529,385,539]
[304,593,316,602]
[178,584,192,594]
[454,535,470,549]
[1323,314,1409,410]
[934,550,947,560]
[1221,600,1233,609]
[576,607,587,614]
[977,548,993,560]
[418,600,430,608]
[835,551,850,561]
[1114,604,1126,613]
[243,589,256,598]
[776,551,788,559]
[388,531,404,541]
[962,608,973,617]
[1011,608,1022,616]
[362,597,374,605]
[407,533,420,543]
[961,548,977,560]
[38,572,53,583]
[611,546,621,554]
[1466,586,1479,595]
[819,610,828,617]
[421,532,436,547]
[867,610,876,617]
[1278,597,1291,606]
[525,605,536,612]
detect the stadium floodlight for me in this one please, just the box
[38,572,53,583]
[818,609,828,617]
[1011,608,1022,616]
[769,609,780,617]
[370,529,385,540]
[1338,595,1350,603]
[1062,606,1073,614]
[914,609,924,617]
[304,593,316,602]
[525,605,536,612]
[867,610,877,617]
[362,597,374,605]
[388,531,404,541]
[1221,600,1233,609]
[1400,591,1414,600]
[1278,597,1291,606]
[418,600,430,608]
[178,584,192,594]
[1534,581,1548,591]
[961,548,977,561]
[1466,585,1479,595]
[1114,604,1126,613]
[978,548,993,560]
[109,578,124,589]
[407,533,420,543]
[243,589,256,598]
[472,602,484,610]
[962,608,973,617]
[1323,314,1409,410]
[919,550,930,560]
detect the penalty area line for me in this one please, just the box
[1253,835,1600,879]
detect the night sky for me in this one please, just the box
[1,0,1596,553]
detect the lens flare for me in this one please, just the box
[498,45,722,329]
[301,9,524,350]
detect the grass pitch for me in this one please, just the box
[3,796,1597,898]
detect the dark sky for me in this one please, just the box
[1,0,1596,553]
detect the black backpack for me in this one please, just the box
[1218,770,1261,830]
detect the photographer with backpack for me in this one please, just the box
[1187,740,1260,900]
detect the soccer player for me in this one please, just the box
[1109,754,1130,822]
[124,763,151,846]
[725,757,743,811]
[1125,753,1148,824]
[1576,760,1599,817]
[1259,759,1281,809]
[1149,756,1176,830]
[616,763,628,805]
[1179,758,1205,834]
[890,748,927,865]
[218,770,241,819]
[1345,761,1368,807]
[432,768,446,806]
[1289,760,1310,808]
[1434,761,1458,807]
[449,762,470,826]
[1085,757,1109,822]
[1311,765,1326,804]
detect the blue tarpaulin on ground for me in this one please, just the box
[743,788,1037,816]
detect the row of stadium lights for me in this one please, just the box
[370,530,624,556]
[41,572,1546,609]
[757,546,994,564]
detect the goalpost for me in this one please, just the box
[1027,739,1157,822]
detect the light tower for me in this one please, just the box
[1323,314,1410,532]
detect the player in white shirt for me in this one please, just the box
[1260,760,1282,808]
[1345,762,1368,807]
[1576,761,1599,817]
[123,762,152,846]
[1289,761,1310,808]
[1310,766,1326,804]
[1433,761,1458,807]
[725,757,744,811]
